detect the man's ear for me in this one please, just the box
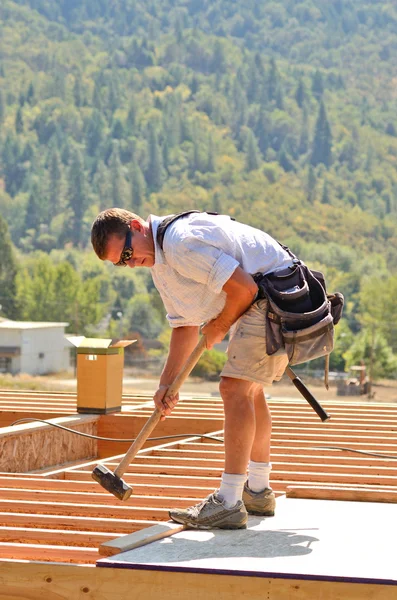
[130,219,142,232]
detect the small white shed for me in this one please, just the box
[0,319,71,375]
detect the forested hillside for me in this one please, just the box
[1,0,397,376]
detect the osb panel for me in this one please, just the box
[0,420,97,473]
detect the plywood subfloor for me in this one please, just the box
[98,496,397,586]
[0,392,396,566]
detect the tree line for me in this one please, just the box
[0,0,397,379]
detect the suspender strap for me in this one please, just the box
[156,210,230,251]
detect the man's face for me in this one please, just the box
[104,220,155,268]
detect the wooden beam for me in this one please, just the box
[99,522,185,557]
[0,488,203,508]
[0,512,156,533]
[0,561,396,600]
[0,542,97,563]
[286,485,397,503]
[0,525,116,547]
[0,499,169,520]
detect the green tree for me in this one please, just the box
[310,101,332,168]
[267,58,279,102]
[146,122,165,192]
[312,70,324,100]
[130,162,146,213]
[307,165,316,203]
[73,71,83,107]
[207,135,216,172]
[109,141,125,206]
[15,107,24,134]
[85,110,105,156]
[67,149,86,246]
[25,184,42,233]
[245,129,260,172]
[0,215,19,319]
[295,79,307,108]
[0,90,5,125]
[48,149,63,222]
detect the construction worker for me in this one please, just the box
[91,208,292,529]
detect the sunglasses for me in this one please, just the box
[114,229,133,267]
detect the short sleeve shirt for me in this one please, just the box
[149,213,292,328]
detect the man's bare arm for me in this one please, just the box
[154,325,200,418]
[201,266,258,349]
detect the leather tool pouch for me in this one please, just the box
[254,263,344,366]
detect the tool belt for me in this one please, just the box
[254,254,344,367]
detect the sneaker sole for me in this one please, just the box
[180,522,247,530]
[170,515,248,530]
[246,509,275,517]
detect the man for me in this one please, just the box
[91,208,291,530]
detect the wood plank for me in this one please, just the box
[286,486,397,503]
[0,499,169,520]
[0,512,155,534]
[99,522,185,557]
[1,561,396,600]
[0,477,212,498]
[0,526,116,547]
[0,542,97,563]
[0,488,203,508]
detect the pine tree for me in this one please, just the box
[130,162,146,214]
[25,184,42,232]
[245,129,260,172]
[67,149,86,246]
[298,105,309,155]
[321,180,330,204]
[312,70,324,100]
[126,99,137,135]
[73,72,83,107]
[92,79,103,110]
[146,123,164,191]
[48,149,63,222]
[15,107,24,134]
[295,79,307,108]
[267,58,279,102]
[279,143,294,172]
[207,135,216,172]
[0,89,5,125]
[93,160,111,211]
[255,107,269,158]
[307,165,317,203]
[85,110,105,156]
[211,40,227,73]
[0,215,19,319]
[109,142,124,207]
[26,82,35,105]
[310,101,332,168]
[275,85,284,110]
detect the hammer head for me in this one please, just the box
[92,464,132,501]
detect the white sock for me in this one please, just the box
[248,460,272,492]
[218,472,247,508]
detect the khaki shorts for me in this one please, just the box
[221,299,288,386]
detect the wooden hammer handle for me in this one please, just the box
[114,336,207,478]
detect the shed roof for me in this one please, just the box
[0,320,69,330]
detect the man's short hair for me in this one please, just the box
[91,208,142,259]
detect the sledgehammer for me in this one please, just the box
[92,336,207,501]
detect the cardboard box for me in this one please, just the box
[70,338,135,414]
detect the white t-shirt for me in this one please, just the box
[150,213,292,327]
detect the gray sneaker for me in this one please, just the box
[169,492,248,530]
[242,483,276,516]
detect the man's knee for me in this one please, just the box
[219,376,254,402]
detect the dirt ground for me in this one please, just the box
[1,371,396,404]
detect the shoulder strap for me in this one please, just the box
[156,210,225,251]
